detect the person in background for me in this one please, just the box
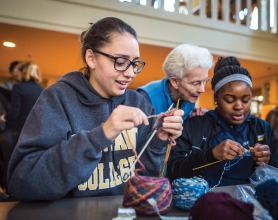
[7,17,184,201]
[167,56,278,187]
[0,60,22,91]
[265,108,278,142]
[0,61,21,198]
[0,61,22,131]
[1,61,44,133]
[137,43,214,120]
[0,90,10,132]
[0,61,44,195]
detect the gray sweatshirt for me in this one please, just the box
[8,72,167,201]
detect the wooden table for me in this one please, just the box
[0,185,251,220]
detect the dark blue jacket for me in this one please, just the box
[6,80,44,132]
[167,109,278,187]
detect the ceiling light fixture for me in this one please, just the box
[3,41,16,47]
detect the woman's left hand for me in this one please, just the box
[156,109,184,141]
[190,107,208,118]
[250,143,271,165]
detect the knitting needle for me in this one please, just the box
[147,114,160,119]
[193,160,222,170]
[159,99,180,177]
[147,103,175,119]
[126,103,174,178]
[193,146,251,170]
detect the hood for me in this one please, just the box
[57,71,126,106]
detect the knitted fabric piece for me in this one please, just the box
[171,177,209,211]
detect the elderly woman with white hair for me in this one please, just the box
[137,43,214,120]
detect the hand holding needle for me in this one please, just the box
[124,103,174,180]
[147,103,175,119]
[192,146,251,170]
[147,114,160,119]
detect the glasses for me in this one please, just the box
[183,77,210,89]
[93,50,145,74]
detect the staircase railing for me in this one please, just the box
[119,0,277,34]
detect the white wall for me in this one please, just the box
[0,0,278,64]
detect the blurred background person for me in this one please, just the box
[2,61,44,133]
[0,91,10,132]
[265,107,278,143]
[0,60,22,91]
[0,61,21,131]
[137,43,214,120]
[0,61,44,195]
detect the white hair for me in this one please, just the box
[163,44,214,79]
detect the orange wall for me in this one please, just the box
[0,22,214,109]
[129,44,172,89]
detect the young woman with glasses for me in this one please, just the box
[7,17,184,201]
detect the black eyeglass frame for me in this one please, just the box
[93,50,145,74]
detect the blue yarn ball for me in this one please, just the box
[172,177,209,211]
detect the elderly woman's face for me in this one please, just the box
[176,67,209,103]
[216,81,252,125]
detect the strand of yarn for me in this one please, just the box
[123,129,146,180]
[225,157,243,170]
[210,161,228,191]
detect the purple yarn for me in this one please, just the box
[189,192,253,220]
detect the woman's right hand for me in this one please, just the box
[102,105,149,141]
[212,139,245,161]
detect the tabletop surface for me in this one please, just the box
[0,185,251,220]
